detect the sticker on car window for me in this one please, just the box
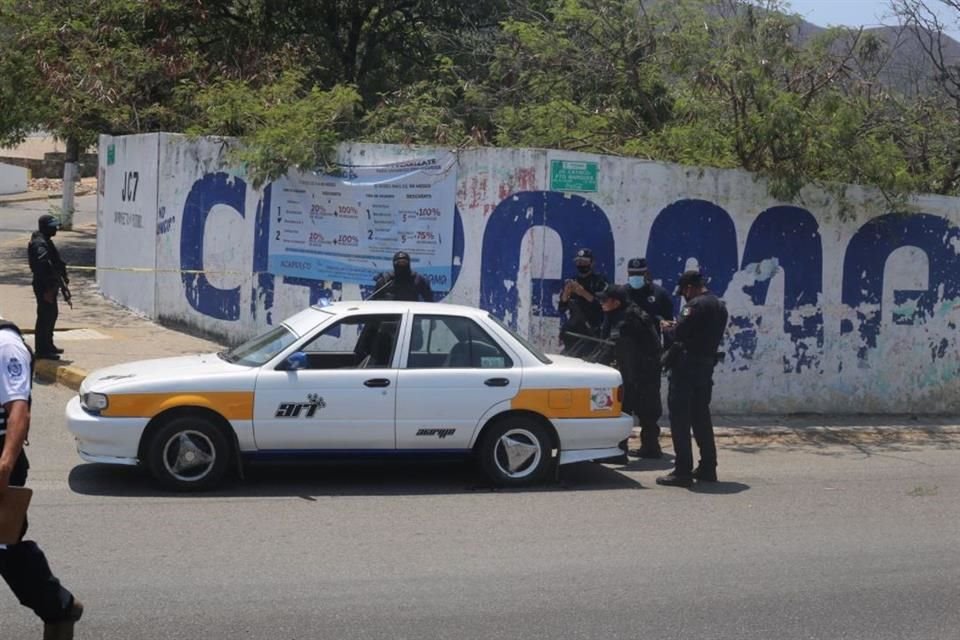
[481,356,505,368]
[590,388,614,411]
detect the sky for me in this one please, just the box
[784,0,960,37]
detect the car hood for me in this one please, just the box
[81,353,251,394]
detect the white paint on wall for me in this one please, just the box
[98,134,960,414]
[96,134,159,316]
[0,162,28,195]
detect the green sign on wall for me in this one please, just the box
[549,159,599,192]
[107,144,116,166]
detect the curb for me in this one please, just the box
[34,359,87,391]
[0,192,59,205]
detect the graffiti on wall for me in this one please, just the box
[177,172,960,378]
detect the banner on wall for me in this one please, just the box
[267,153,458,288]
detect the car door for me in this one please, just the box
[253,313,403,451]
[396,314,520,450]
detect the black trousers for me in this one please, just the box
[667,359,717,476]
[0,436,74,622]
[32,284,59,355]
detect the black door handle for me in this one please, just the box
[484,378,510,387]
[364,378,391,388]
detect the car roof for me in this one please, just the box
[309,300,490,319]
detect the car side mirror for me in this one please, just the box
[284,351,308,371]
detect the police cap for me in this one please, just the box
[627,258,648,274]
[38,214,60,231]
[574,248,593,261]
[674,269,704,295]
[597,284,629,305]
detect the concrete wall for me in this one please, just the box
[97,133,960,414]
[0,162,28,195]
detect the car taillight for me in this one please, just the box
[616,385,623,403]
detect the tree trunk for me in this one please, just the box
[61,136,79,230]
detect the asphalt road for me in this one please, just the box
[0,195,97,246]
[3,382,959,639]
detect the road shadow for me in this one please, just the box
[617,453,675,472]
[68,459,643,498]
[689,481,750,495]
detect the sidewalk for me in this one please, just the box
[0,223,224,390]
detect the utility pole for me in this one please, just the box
[60,136,79,230]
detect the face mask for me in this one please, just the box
[628,276,644,289]
[394,263,411,278]
[576,265,591,275]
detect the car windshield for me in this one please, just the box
[219,326,298,367]
[487,314,552,364]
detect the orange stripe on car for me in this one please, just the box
[510,388,621,419]
[101,392,254,420]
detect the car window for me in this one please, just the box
[221,326,298,367]
[407,315,513,369]
[298,314,402,370]
[487,313,553,364]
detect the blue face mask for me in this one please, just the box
[628,276,644,289]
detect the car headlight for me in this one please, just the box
[80,392,109,412]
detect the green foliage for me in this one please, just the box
[3,0,960,201]
[190,70,361,187]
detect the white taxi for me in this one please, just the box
[67,302,632,490]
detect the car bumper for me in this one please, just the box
[554,413,634,454]
[66,395,145,465]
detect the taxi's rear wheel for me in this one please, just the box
[477,418,553,487]
[146,415,231,491]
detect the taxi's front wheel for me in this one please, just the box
[477,418,554,487]
[145,415,231,491]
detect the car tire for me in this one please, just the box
[477,418,554,487]
[146,415,232,491]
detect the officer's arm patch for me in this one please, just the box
[681,306,692,318]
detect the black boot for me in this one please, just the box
[693,464,717,482]
[634,444,662,459]
[656,472,693,488]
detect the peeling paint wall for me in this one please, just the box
[98,133,960,414]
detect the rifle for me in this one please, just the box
[365,274,395,301]
[58,272,72,309]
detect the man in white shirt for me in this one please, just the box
[0,320,83,639]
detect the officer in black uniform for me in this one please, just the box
[558,248,608,350]
[625,258,673,457]
[0,320,83,639]
[594,286,662,456]
[370,251,434,302]
[626,258,674,330]
[657,270,728,487]
[27,215,68,360]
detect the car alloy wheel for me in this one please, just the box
[162,430,217,482]
[146,415,231,491]
[492,428,542,479]
[478,418,553,487]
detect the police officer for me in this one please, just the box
[558,248,608,350]
[625,258,672,457]
[0,319,83,639]
[626,258,674,329]
[27,215,68,360]
[657,270,728,487]
[370,251,434,302]
[595,286,662,456]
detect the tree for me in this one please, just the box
[890,0,960,194]
[0,0,198,226]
